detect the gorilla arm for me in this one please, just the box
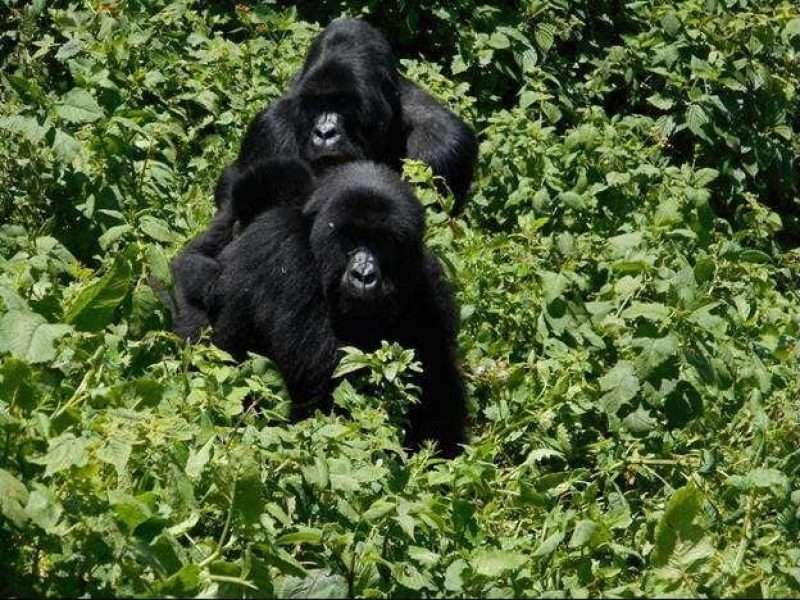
[402,251,467,458]
[399,78,478,214]
[169,206,233,341]
[207,207,341,419]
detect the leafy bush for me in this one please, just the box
[1,0,799,597]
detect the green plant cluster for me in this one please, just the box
[1,0,799,597]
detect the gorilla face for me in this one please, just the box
[304,162,424,322]
[294,20,401,171]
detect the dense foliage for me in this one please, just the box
[1,0,799,597]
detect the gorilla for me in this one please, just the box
[194,159,466,457]
[220,17,478,212]
[172,18,477,340]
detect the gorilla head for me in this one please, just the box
[303,162,424,326]
[293,20,402,171]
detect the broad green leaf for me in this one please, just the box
[64,254,132,331]
[444,559,467,592]
[623,405,657,434]
[363,498,395,521]
[408,546,440,567]
[599,360,640,415]
[647,93,674,111]
[0,310,72,363]
[784,17,800,40]
[569,519,609,549]
[534,24,555,51]
[533,531,564,557]
[185,436,214,480]
[472,549,527,577]
[652,484,703,566]
[276,527,324,546]
[24,484,63,532]
[488,32,510,50]
[277,570,349,598]
[159,564,202,596]
[139,215,179,243]
[55,88,104,123]
[96,438,132,478]
[0,469,29,527]
[32,433,90,477]
[622,302,671,322]
[686,104,710,140]
[0,115,47,143]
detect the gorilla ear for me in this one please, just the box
[232,158,315,225]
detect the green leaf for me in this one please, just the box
[646,93,674,111]
[185,435,214,480]
[0,310,72,364]
[24,484,63,532]
[96,438,132,478]
[694,168,719,186]
[139,215,179,243]
[686,104,710,140]
[623,405,657,434]
[408,546,440,567]
[50,128,84,162]
[540,271,569,303]
[533,531,564,557]
[363,498,395,521]
[0,115,47,143]
[276,527,324,546]
[233,469,264,525]
[64,253,132,331]
[599,361,640,415]
[784,17,800,40]
[55,88,104,123]
[569,519,609,549]
[472,549,527,577]
[0,357,36,410]
[534,24,555,52]
[276,570,349,599]
[444,559,467,592]
[652,484,703,566]
[159,564,202,596]
[488,32,510,50]
[32,433,90,477]
[0,469,29,527]
[622,302,671,322]
[661,13,681,36]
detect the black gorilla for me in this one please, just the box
[200,160,466,457]
[172,18,477,338]
[220,17,478,211]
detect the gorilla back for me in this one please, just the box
[206,161,467,457]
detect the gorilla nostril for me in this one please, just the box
[348,263,379,293]
[315,124,337,139]
[312,113,341,146]
[362,270,377,287]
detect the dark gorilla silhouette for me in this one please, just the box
[199,160,466,457]
[170,159,316,339]
[172,18,477,338]
[221,17,477,211]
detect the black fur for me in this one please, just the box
[171,18,476,363]
[170,158,315,339]
[231,18,477,209]
[205,161,466,457]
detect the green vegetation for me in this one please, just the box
[1,1,799,597]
